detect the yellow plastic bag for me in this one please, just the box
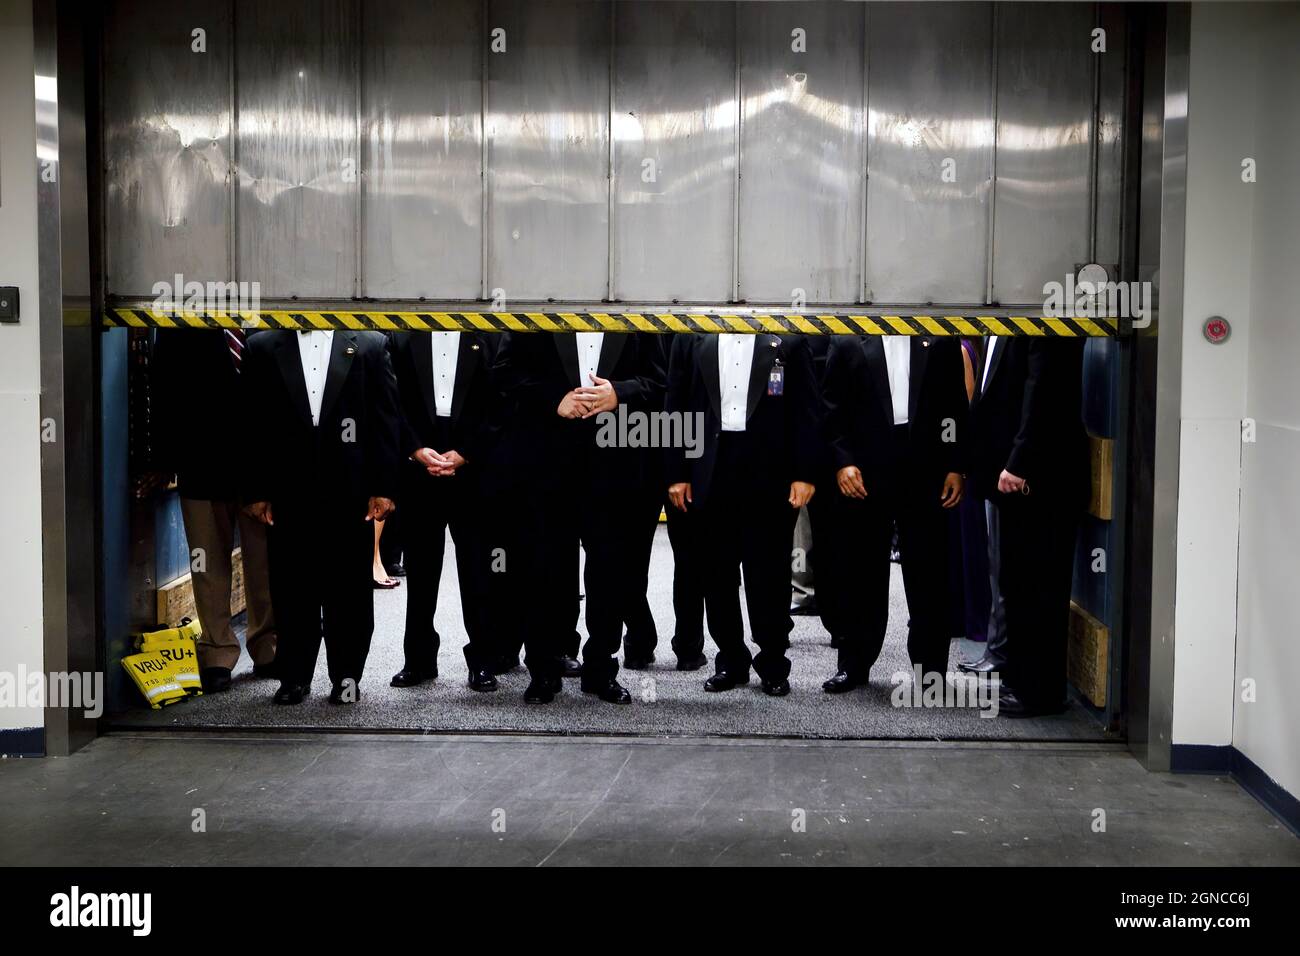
[121,652,188,709]
[136,618,203,695]
[134,618,202,650]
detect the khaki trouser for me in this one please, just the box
[180,497,277,670]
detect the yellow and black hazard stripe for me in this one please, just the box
[105,307,1120,337]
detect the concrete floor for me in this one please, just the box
[116,527,1108,740]
[1,733,1295,866]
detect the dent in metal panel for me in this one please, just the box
[103,0,232,295]
[486,0,610,302]
[992,2,1096,305]
[612,1,735,303]
[237,0,358,298]
[865,2,994,305]
[362,0,482,299]
[738,0,865,305]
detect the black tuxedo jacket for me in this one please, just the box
[152,329,247,501]
[822,336,968,495]
[970,337,1088,504]
[386,331,502,483]
[242,329,400,515]
[492,331,667,492]
[665,333,821,506]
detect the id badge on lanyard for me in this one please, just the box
[768,358,784,397]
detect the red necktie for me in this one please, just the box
[225,328,245,373]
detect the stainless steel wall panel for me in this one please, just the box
[236,0,358,298]
[737,0,865,305]
[992,2,1096,305]
[611,1,735,303]
[486,0,610,302]
[1094,2,1127,275]
[865,2,994,305]
[97,0,1136,311]
[103,0,232,295]
[362,0,482,299]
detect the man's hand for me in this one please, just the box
[414,446,453,476]
[244,501,274,526]
[940,472,964,509]
[836,465,867,500]
[789,481,815,509]
[997,469,1028,495]
[557,390,586,419]
[435,450,466,476]
[668,482,692,512]
[366,496,396,521]
[576,374,618,418]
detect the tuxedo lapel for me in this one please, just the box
[976,336,1006,405]
[747,335,780,421]
[274,333,313,428]
[595,332,626,381]
[319,330,357,427]
[700,335,722,420]
[411,334,440,427]
[861,338,895,428]
[908,337,932,425]
[555,334,580,388]
[450,333,479,424]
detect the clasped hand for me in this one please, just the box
[414,447,466,477]
[558,374,618,419]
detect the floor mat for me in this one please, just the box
[114,527,1110,740]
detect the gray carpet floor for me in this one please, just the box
[116,527,1109,740]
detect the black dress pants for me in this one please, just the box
[622,487,666,660]
[697,435,798,682]
[995,490,1081,710]
[480,487,526,669]
[665,499,740,662]
[267,500,374,688]
[499,484,565,683]
[398,464,493,676]
[825,428,954,680]
[534,477,638,684]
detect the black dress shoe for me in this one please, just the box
[829,636,842,650]
[200,666,232,694]
[675,652,708,672]
[251,660,279,680]
[524,677,561,704]
[703,670,750,692]
[329,680,361,705]
[492,656,521,675]
[790,602,819,617]
[958,654,1000,675]
[272,683,309,705]
[390,667,436,688]
[622,652,654,670]
[385,562,406,578]
[468,669,498,692]
[581,678,632,705]
[761,678,792,697]
[559,655,583,678]
[997,689,1066,718]
[822,671,859,694]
